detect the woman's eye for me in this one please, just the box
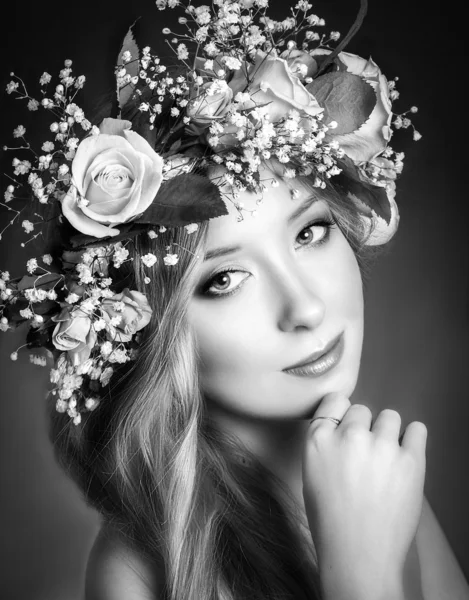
[296,218,335,248]
[202,269,250,298]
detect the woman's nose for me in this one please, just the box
[274,267,326,332]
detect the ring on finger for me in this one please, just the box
[310,416,341,426]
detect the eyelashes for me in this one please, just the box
[200,216,337,299]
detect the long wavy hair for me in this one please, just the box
[49,169,383,600]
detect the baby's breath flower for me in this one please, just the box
[100,366,114,385]
[111,246,129,268]
[26,258,38,274]
[177,43,189,60]
[94,318,107,332]
[13,125,26,138]
[141,253,158,268]
[185,223,199,234]
[6,81,19,94]
[85,397,100,411]
[27,99,40,111]
[108,348,130,364]
[100,342,113,358]
[65,293,80,304]
[163,253,179,266]
[41,141,55,152]
[75,75,86,89]
[22,220,34,234]
[19,308,34,319]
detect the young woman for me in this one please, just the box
[55,162,467,600]
[1,0,468,598]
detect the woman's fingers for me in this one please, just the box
[400,421,428,455]
[309,392,350,432]
[372,408,402,441]
[339,403,373,431]
[310,395,427,457]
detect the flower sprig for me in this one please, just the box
[1,0,421,424]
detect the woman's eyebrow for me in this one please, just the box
[204,194,320,261]
[204,245,242,261]
[287,194,319,224]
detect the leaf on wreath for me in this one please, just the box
[307,71,376,135]
[135,173,228,227]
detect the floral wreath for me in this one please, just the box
[0,0,420,425]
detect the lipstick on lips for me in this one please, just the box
[282,332,344,377]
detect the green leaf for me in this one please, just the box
[69,224,148,248]
[117,21,140,111]
[306,71,376,135]
[168,139,182,154]
[26,325,54,350]
[135,173,228,227]
[334,157,392,224]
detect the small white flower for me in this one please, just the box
[177,43,189,60]
[108,348,130,364]
[42,141,55,152]
[184,223,199,234]
[159,226,167,232]
[141,253,158,268]
[6,81,19,94]
[75,75,86,89]
[65,293,80,304]
[223,56,242,70]
[55,399,68,413]
[94,318,107,332]
[30,354,47,366]
[163,253,179,266]
[147,230,158,239]
[85,397,100,411]
[10,352,18,361]
[22,220,34,234]
[26,258,38,274]
[19,308,34,319]
[13,125,26,138]
[100,342,113,358]
[27,99,40,111]
[122,50,132,63]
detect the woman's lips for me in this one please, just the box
[282,333,344,377]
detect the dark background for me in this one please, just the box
[0,1,468,598]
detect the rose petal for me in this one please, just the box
[84,148,138,197]
[73,135,141,196]
[61,186,120,238]
[99,118,133,136]
[86,180,133,215]
[69,328,97,366]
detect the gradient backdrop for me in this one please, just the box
[0,1,467,598]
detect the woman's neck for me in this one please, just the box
[206,403,310,506]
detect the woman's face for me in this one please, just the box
[187,169,364,420]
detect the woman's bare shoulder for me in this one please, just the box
[416,495,469,600]
[85,525,164,600]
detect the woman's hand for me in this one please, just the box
[302,392,427,600]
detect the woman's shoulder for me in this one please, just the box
[85,525,164,600]
[416,496,469,600]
